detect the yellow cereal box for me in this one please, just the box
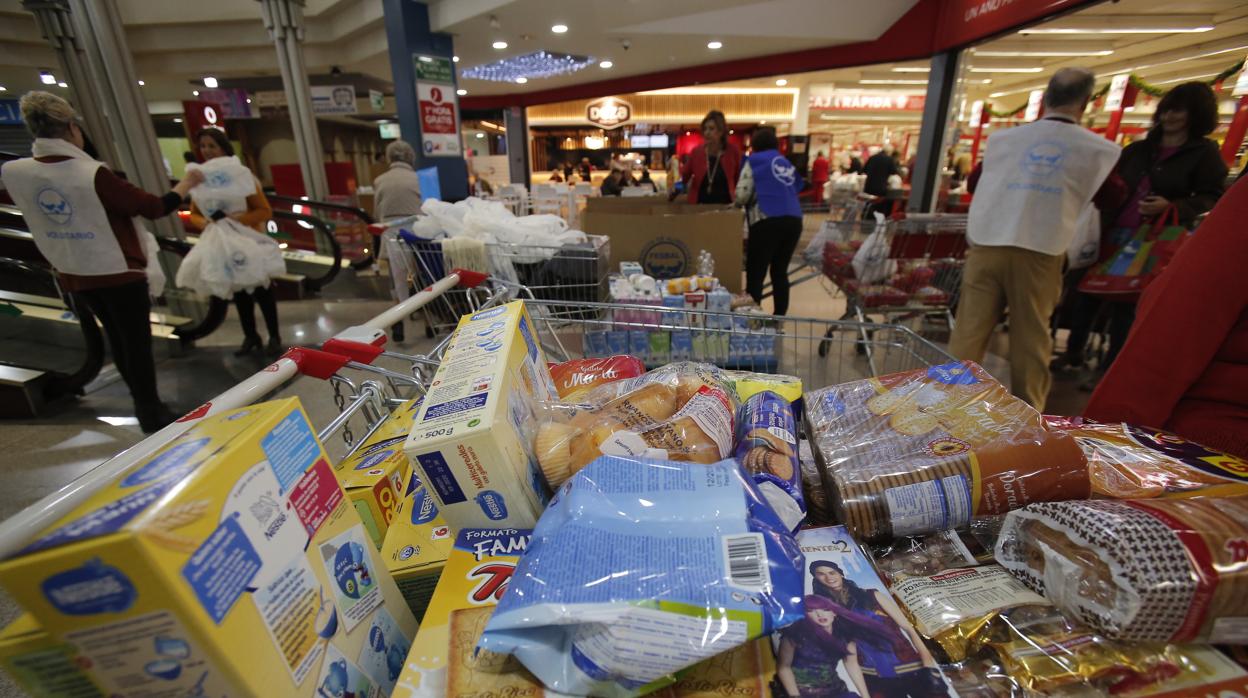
[337,397,424,548]
[0,613,102,696]
[0,398,418,697]
[403,301,558,531]
[381,468,453,623]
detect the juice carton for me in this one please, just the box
[380,470,454,622]
[628,330,650,363]
[0,398,418,697]
[391,528,778,698]
[706,288,732,329]
[648,331,671,365]
[404,301,558,531]
[605,330,629,356]
[670,330,693,361]
[661,293,687,327]
[684,291,707,328]
[335,397,423,549]
[583,330,609,357]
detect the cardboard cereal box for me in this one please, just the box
[336,397,423,548]
[392,528,776,698]
[403,301,558,531]
[381,469,454,622]
[0,613,101,695]
[0,398,418,697]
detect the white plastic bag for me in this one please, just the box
[851,212,896,283]
[176,218,284,299]
[1067,205,1100,270]
[138,227,166,297]
[186,156,256,217]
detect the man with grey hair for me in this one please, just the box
[373,139,422,221]
[949,67,1122,409]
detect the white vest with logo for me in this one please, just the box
[2,156,128,275]
[968,118,1120,256]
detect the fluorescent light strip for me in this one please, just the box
[969,67,1043,73]
[974,49,1114,57]
[1021,26,1213,34]
[891,67,931,73]
[860,79,928,85]
[638,87,799,95]
[1096,44,1248,79]
[1152,71,1222,86]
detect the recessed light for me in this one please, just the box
[137,80,145,86]
[457,88,468,96]
[172,117,183,123]
[515,77,527,84]
[39,71,55,85]
[775,79,787,86]
[476,132,485,138]
[192,90,199,96]
[492,41,508,50]
[453,55,460,62]
[707,41,723,50]
[57,81,67,88]
[246,98,252,103]
[600,60,614,69]
[760,120,767,124]
[203,76,218,88]
[0,86,6,92]
[551,24,567,33]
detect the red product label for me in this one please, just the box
[1123,500,1220,643]
[289,458,344,536]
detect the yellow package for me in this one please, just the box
[0,613,102,696]
[404,301,558,531]
[725,370,803,406]
[381,468,454,623]
[0,398,418,697]
[336,397,423,548]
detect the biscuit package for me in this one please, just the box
[995,496,1248,644]
[549,355,646,402]
[477,455,805,698]
[734,391,804,531]
[1043,417,1248,500]
[804,361,1089,542]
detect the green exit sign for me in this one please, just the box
[414,55,454,83]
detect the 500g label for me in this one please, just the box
[423,427,454,439]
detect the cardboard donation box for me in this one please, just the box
[581,203,743,293]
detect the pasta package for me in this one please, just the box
[534,364,738,487]
[734,391,804,531]
[995,496,1248,643]
[804,361,1088,542]
[1043,416,1248,500]
[548,355,646,402]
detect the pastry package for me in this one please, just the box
[549,355,646,402]
[534,363,738,487]
[938,658,1023,697]
[804,361,1088,542]
[734,391,804,531]
[1044,416,1248,500]
[798,440,833,526]
[995,496,1248,644]
[476,455,804,698]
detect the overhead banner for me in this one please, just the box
[198,88,255,119]
[1104,74,1131,112]
[310,85,358,115]
[414,55,461,157]
[1024,90,1044,121]
[809,92,925,111]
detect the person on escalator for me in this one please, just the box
[187,128,283,357]
[0,91,202,433]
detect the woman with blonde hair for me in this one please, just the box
[0,91,201,432]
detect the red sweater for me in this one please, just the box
[681,143,741,204]
[1084,177,1248,458]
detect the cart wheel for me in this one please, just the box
[817,326,835,358]
[425,324,435,339]
[391,323,405,343]
[855,329,875,355]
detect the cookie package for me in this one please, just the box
[734,391,805,532]
[804,361,1088,542]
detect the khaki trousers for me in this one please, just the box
[949,245,1064,410]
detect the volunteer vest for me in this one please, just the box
[747,150,803,219]
[968,118,1120,256]
[1,156,128,276]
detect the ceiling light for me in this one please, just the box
[462,51,596,82]
[476,132,485,138]
[0,86,6,92]
[775,79,788,86]
[551,24,567,33]
[172,117,183,123]
[453,55,460,62]
[515,77,527,84]
[1022,26,1212,34]
[600,60,614,69]
[57,82,67,88]
[974,49,1113,57]
[203,76,218,88]
[860,79,929,85]
[492,41,508,50]
[39,71,55,85]
[192,90,199,96]
[892,67,931,73]
[137,80,145,86]
[418,56,433,63]
[457,88,468,95]
[707,41,723,50]
[1153,71,1222,86]
[760,120,767,124]
[246,98,252,103]
[968,67,1043,73]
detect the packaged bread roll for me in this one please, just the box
[995,496,1248,643]
[548,355,646,402]
[804,361,1088,542]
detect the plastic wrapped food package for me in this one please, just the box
[938,658,1023,697]
[995,496,1248,644]
[1043,417,1248,500]
[549,355,647,402]
[476,455,805,698]
[734,391,804,531]
[804,361,1089,542]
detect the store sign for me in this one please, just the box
[0,98,20,126]
[1024,90,1044,121]
[369,89,385,112]
[937,0,1091,51]
[809,92,925,111]
[379,122,400,139]
[417,81,460,157]
[198,88,255,119]
[1104,74,1130,112]
[414,56,454,84]
[310,85,358,115]
[969,100,984,125]
[586,97,632,129]
[252,90,287,108]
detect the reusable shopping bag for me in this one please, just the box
[1078,206,1191,300]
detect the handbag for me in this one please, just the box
[1077,205,1191,300]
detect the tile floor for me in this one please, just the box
[0,263,1096,696]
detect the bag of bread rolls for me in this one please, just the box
[804,361,1088,542]
[1043,416,1248,500]
[548,355,646,402]
[995,496,1248,643]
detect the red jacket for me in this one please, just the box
[1085,177,1248,458]
[811,156,830,183]
[681,143,741,204]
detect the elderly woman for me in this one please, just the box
[0,91,201,432]
[373,139,422,221]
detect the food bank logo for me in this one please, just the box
[36,187,72,224]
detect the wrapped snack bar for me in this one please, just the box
[476,455,805,698]
[995,496,1248,643]
[804,361,1088,542]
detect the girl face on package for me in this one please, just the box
[809,607,837,630]
[814,566,844,592]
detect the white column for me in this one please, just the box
[792,82,812,136]
[258,0,328,200]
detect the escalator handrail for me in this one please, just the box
[266,194,377,270]
[270,209,343,291]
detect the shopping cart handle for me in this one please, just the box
[398,230,421,244]
[453,268,489,288]
[322,336,386,365]
[367,223,387,235]
[282,346,352,380]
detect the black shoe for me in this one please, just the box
[266,335,283,355]
[136,402,177,434]
[235,335,262,356]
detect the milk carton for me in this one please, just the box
[0,398,418,697]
